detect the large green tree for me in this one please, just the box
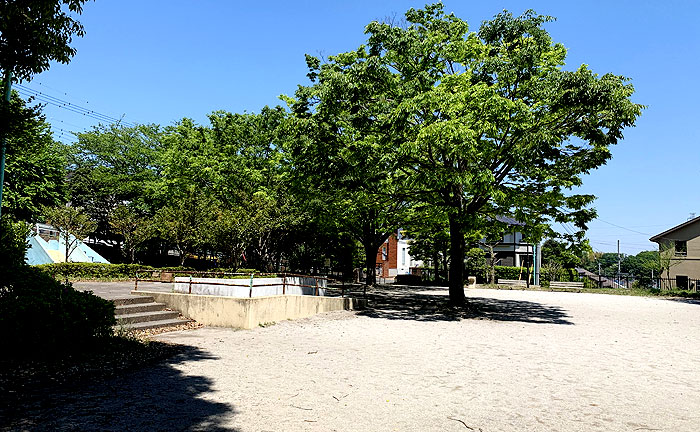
[2,91,66,220]
[69,123,164,243]
[362,5,642,304]
[0,0,89,218]
[286,47,409,285]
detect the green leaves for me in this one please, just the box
[0,0,89,80]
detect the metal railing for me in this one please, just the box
[133,270,333,297]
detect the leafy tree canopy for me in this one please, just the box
[0,0,88,81]
[2,90,66,220]
[358,4,642,302]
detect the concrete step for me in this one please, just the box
[119,317,193,331]
[115,302,167,314]
[112,296,154,306]
[115,310,180,324]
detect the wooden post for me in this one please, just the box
[249,273,254,298]
[134,272,139,291]
[188,276,192,294]
[315,277,319,296]
[282,274,286,295]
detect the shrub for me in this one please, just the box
[34,263,195,280]
[0,217,30,271]
[494,266,527,281]
[0,266,116,357]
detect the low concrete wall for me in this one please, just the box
[173,276,326,297]
[133,291,363,329]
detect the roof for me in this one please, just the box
[491,215,525,227]
[649,215,700,243]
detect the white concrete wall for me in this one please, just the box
[173,276,327,297]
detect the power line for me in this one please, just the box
[14,83,138,128]
[16,86,132,126]
[595,218,651,236]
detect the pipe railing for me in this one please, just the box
[133,270,333,298]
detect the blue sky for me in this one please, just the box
[21,0,699,255]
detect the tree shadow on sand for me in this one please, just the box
[663,297,700,306]
[1,344,237,432]
[357,285,573,325]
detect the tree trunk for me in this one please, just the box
[488,245,496,284]
[364,242,377,286]
[448,213,466,305]
[64,232,70,263]
[433,251,440,283]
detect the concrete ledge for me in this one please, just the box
[131,291,365,329]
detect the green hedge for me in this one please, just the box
[1,266,116,357]
[35,263,194,280]
[493,266,523,281]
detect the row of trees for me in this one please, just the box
[3,4,642,305]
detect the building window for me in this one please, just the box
[675,240,687,256]
[382,246,388,261]
[402,248,406,266]
[676,275,689,290]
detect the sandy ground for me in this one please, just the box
[5,287,700,431]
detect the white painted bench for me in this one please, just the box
[498,279,527,287]
[549,281,584,290]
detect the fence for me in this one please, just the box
[133,270,337,298]
[557,270,700,292]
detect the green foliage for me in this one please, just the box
[0,0,88,81]
[355,4,641,300]
[541,238,589,269]
[0,266,116,357]
[109,205,154,263]
[1,91,67,220]
[0,216,29,271]
[494,266,527,281]
[44,205,97,262]
[35,262,194,280]
[286,40,410,285]
[464,247,486,279]
[69,123,164,242]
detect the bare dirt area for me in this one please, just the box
[4,287,700,431]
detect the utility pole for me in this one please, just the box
[617,239,621,287]
[0,69,12,219]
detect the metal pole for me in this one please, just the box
[0,69,12,219]
[525,243,530,289]
[617,240,621,287]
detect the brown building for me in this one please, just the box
[650,215,700,289]
[375,231,423,280]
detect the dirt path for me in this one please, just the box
[5,288,700,431]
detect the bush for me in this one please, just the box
[0,217,30,271]
[34,263,195,280]
[0,266,116,357]
[494,266,527,281]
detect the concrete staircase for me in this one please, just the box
[113,295,192,331]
